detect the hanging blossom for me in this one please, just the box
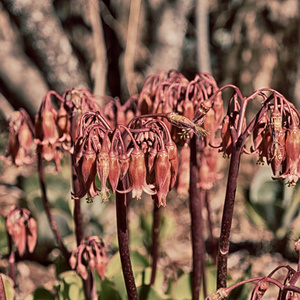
[33,89,108,171]
[135,70,224,194]
[69,236,107,280]
[216,86,300,187]
[72,110,179,207]
[1,109,35,166]
[5,206,37,256]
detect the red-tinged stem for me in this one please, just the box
[0,274,6,300]
[205,191,217,264]
[189,136,204,300]
[150,202,160,285]
[37,152,70,261]
[217,144,243,289]
[116,179,138,300]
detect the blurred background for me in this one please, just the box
[0,0,300,117]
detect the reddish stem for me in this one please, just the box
[189,136,204,300]
[116,179,138,300]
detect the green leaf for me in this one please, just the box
[171,273,192,300]
[1,273,15,300]
[106,251,149,278]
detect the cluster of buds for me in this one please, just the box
[69,236,107,280]
[1,109,34,166]
[5,206,37,256]
[72,110,178,207]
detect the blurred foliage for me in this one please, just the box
[247,167,300,240]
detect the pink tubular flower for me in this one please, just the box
[1,109,34,166]
[128,147,155,199]
[154,148,171,207]
[6,206,37,256]
[275,124,300,186]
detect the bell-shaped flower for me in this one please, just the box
[108,148,121,193]
[154,148,171,207]
[1,110,34,166]
[35,94,59,146]
[270,129,286,176]
[6,206,37,256]
[129,147,156,199]
[57,101,71,143]
[274,124,300,186]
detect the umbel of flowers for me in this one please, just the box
[72,109,179,207]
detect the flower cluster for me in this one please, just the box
[218,88,300,187]
[5,206,37,256]
[69,236,107,280]
[72,111,178,207]
[34,89,104,171]
[251,95,300,186]
[1,109,34,166]
[135,70,224,193]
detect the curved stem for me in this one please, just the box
[116,178,138,300]
[189,136,203,300]
[150,201,160,285]
[37,152,70,261]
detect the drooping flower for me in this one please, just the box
[70,236,107,280]
[274,124,300,186]
[1,109,34,166]
[154,148,171,207]
[128,147,156,199]
[6,206,37,256]
[96,132,111,201]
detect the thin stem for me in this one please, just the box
[0,274,6,300]
[217,145,242,289]
[189,136,203,300]
[116,179,138,300]
[37,152,70,261]
[150,201,160,285]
